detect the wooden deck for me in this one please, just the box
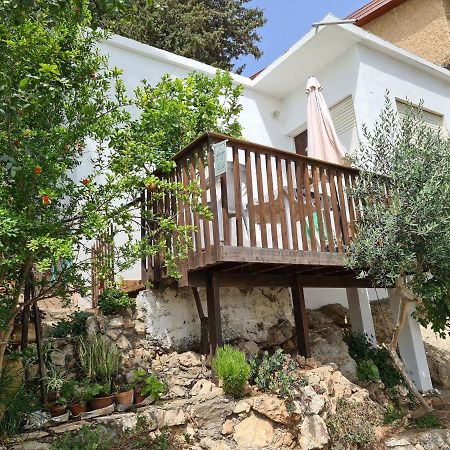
[141,132,367,288]
[95,132,377,356]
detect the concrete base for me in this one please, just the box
[346,288,377,345]
[388,288,433,392]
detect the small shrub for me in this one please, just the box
[98,287,135,315]
[212,345,251,398]
[50,311,90,338]
[250,349,305,398]
[343,331,403,388]
[357,359,381,382]
[78,335,121,390]
[50,425,112,450]
[139,374,166,401]
[410,412,443,430]
[383,404,405,424]
[326,398,382,450]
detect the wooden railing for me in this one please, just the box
[142,132,361,285]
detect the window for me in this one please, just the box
[396,100,444,133]
[329,96,358,153]
[294,129,307,155]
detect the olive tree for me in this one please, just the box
[347,97,450,409]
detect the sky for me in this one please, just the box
[235,0,367,76]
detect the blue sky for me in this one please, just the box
[236,0,366,76]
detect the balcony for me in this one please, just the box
[141,132,368,290]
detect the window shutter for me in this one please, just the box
[396,100,444,133]
[329,96,358,152]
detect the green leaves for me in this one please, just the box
[347,97,450,336]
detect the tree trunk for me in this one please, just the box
[385,287,432,413]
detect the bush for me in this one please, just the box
[357,359,381,382]
[343,331,403,388]
[50,311,90,338]
[50,425,112,450]
[78,335,121,391]
[212,345,250,398]
[384,404,405,425]
[410,412,443,430]
[250,349,305,398]
[326,398,382,450]
[98,288,135,315]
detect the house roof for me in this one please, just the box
[346,0,408,26]
[106,13,450,98]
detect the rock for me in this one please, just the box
[221,419,233,435]
[385,429,450,450]
[249,394,294,425]
[239,340,259,357]
[14,431,49,442]
[178,351,202,367]
[233,414,274,448]
[397,385,409,397]
[50,421,90,434]
[134,321,146,336]
[318,303,349,327]
[109,317,125,329]
[425,343,450,387]
[94,413,138,436]
[169,385,186,398]
[80,404,115,420]
[190,379,215,396]
[116,334,131,350]
[86,316,99,336]
[23,411,50,430]
[233,400,251,414]
[266,319,294,347]
[191,396,233,430]
[385,437,414,448]
[211,442,231,450]
[106,328,122,341]
[308,310,357,382]
[12,443,50,450]
[298,415,329,450]
[50,350,65,366]
[161,407,187,427]
[300,385,326,415]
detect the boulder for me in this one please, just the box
[266,319,294,347]
[425,343,450,387]
[249,394,294,425]
[308,310,357,382]
[318,303,349,328]
[221,419,233,435]
[85,316,99,336]
[233,414,274,448]
[298,415,329,450]
[108,316,125,329]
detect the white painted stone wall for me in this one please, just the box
[137,286,295,351]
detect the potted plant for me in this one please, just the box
[67,381,93,416]
[98,287,135,316]
[88,383,115,410]
[114,383,134,407]
[132,369,166,404]
[46,368,67,406]
[48,396,68,417]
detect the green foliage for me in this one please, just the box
[250,349,305,399]
[100,0,266,73]
[50,311,90,337]
[344,331,403,388]
[78,335,120,391]
[357,359,381,382]
[0,365,41,438]
[346,97,450,337]
[384,404,405,425]
[50,425,112,450]
[410,412,443,430]
[139,374,166,401]
[98,287,135,315]
[212,344,250,398]
[326,398,382,450]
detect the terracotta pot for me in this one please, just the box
[89,394,114,410]
[49,403,67,417]
[69,403,87,416]
[133,387,148,404]
[114,389,134,406]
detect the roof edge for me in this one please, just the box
[346,0,408,27]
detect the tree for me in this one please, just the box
[101,0,266,73]
[347,97,450,410]
[0,0,244,373]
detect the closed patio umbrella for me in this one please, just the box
[306,76,346,164]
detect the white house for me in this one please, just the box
[83,14,450,391]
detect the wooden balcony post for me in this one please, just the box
[206,272,223,355]
[291,276,311,358]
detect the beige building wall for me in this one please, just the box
[362,0,450,67]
